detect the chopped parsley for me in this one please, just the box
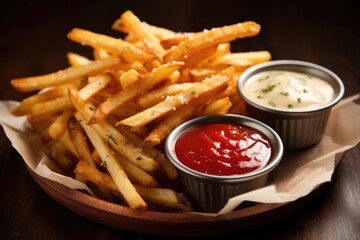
[136,156,143,161]
[190,90,197,95]
[297,97,302,103]
[107,134,117,145]
[261,84,276,93]
[303,89,308,93]
[288,104,294,109]
[268,100,276,107]
[280,91,289,96]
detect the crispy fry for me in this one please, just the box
[163,22,260,62]
[119,69,140,89]
[121,10,166,61]
[118,67,234,128]
[67,28,154,63]
[77,73,113,105]
[12,86,69,116]
[112,18,176,41]
[206,51,271,71]
[67,116,97,167]
[29,96,73,119]
[67,52,92,66]
[48,109,74,139]
[196,97,232,116]
[90,61,184,123]
[136,82,194,108]
[11,57,119,92]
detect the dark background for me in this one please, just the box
[1,0,359,239]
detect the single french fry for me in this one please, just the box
[118,67,234,128]
[74,161,192,211]
[67,28,154,63]
[67,116,97,167]
[58,130,79,158]
[134,184,193,212]
[48,109,74,139]
[196,97,232,116]
[90,61,184,123]
[189,68,217,82]
[136,82,194,108]
[197,43,231,67]
[93,48,110,60]
[119,69,140,89]
[11,86,69,116]
[67,52,92,66]
[77,73,113,105]
[164,21,261,62]
[121,10,166,61]
[207,51,271,71]
[160,33,193,49]
[29,96,73,119]
[112,18,176,41]
[180,44,218,70]
[11,56,120,92]
[74,112,146,209]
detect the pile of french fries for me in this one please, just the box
[10,10,271,212]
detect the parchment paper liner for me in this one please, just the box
[1,94,359,216]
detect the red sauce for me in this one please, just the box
[175,123,272,176]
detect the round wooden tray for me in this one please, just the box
[26,161,337,237]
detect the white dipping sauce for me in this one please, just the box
[244,70,334,110]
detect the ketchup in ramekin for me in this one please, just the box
[165,114,283,212]
[175,123,272,176]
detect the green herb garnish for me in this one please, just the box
[297,97,302,103]
[261,84,276,93]
[280,91,289,96]
[268,101,276,107]
[107,134,117,145]
[136,156,143,161]
[288,104,294,109]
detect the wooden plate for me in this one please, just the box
[25,151,344,237]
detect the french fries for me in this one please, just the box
[9,10,270,212]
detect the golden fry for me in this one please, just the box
[67,52,92,66]
[121,10,166,61]
[164,22,260,62]
[67,28,154,63]
[48,109,74,139]
[11,56,119,92]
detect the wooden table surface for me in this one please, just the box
[1,0,359,239]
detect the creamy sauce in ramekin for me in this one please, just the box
[244,70,334,110]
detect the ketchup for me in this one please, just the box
[175,123,272,176]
